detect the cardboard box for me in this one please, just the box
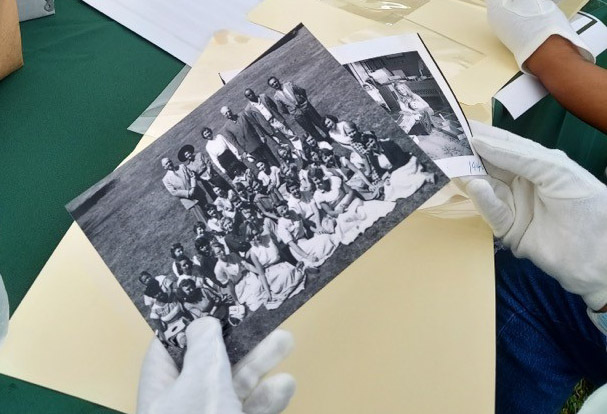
[0,0,24,80]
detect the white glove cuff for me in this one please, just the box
[587,308,607,337]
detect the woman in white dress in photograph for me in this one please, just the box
[275,200,337,268]
[361,131,436,202]
[211,239,267,313]
[309,167,395,245]
[245,223,306,310]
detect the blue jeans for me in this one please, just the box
[495,249,607,414]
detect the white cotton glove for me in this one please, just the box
[578,383,607,414]
[487,0,594,73]
[137,317,296,414]
[461,121,607,311]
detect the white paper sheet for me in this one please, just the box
[493,12,607,120]
[82,0,280,65]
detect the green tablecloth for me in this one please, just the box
[0,1,181,412]
[0,0,605,412]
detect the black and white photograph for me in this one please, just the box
[67,25,449,364]
[331,34,486,177]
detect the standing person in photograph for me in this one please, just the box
[200,127,244,180]
[219,106,279,168]
[178,144,232,199]
[161,157,207,224]
[268,75,328,143]
[244,88,303,152]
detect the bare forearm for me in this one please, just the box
[526,35,607,133]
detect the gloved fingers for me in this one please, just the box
[177,317,241,404]
[465,178,514,237]
[137,337,179,413]
[469,121,601,196]
[232,329,294,400]
[242,373,296,414]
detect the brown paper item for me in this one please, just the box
[0,31,495,414]
[0,0,24,80]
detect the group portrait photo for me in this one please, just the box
[67,25,449,364]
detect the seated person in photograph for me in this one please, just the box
[177,278,227,320]
[256,159,284,202]
[361,130,412,172]
[285,179,335,235]
[323,114,355,152]
[139,271,175,307]
[393,82,434,135]
[231,164,254,189]
[169,242,186,277]
[211,239,268,313]
[191,234,224,293]
[309,167,394,245]
[245,223,306,310]
[193,221,206,242]
[277,143,304,170]
[145,284,190,349]
[232,182,254,206]
[341,122,382,186]
[239,203,278,240]
[212,186,238,221]
[319,147,382,201]
[275,200,337,268]
[359,131,436,201]
[174,256,206,290]
[251,179,281,221]
[200,126,245,180]
[203,204,224,234]
[220,216,250,256]
[301,133,332,166]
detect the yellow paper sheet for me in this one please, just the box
[248,0,587,106]
[0,31,495,414]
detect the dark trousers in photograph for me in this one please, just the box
[218,150,246,179]
[249,144,279,167]
[294,104,327,142]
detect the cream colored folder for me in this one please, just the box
[0,31,495,414]
[248,0,587,112]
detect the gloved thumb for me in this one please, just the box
[465,178,514,237]
[177,317,242,411]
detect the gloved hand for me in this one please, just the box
[487,0,594,72]
[462,121,607,311]
[137,317,296,414]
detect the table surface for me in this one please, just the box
[0,0,605,412]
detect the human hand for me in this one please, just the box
[461,121,607,311]
[137,317,296,414]
[486,0,593,72]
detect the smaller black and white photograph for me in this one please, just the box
[67,25,449,365]
[332,34,486,177]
